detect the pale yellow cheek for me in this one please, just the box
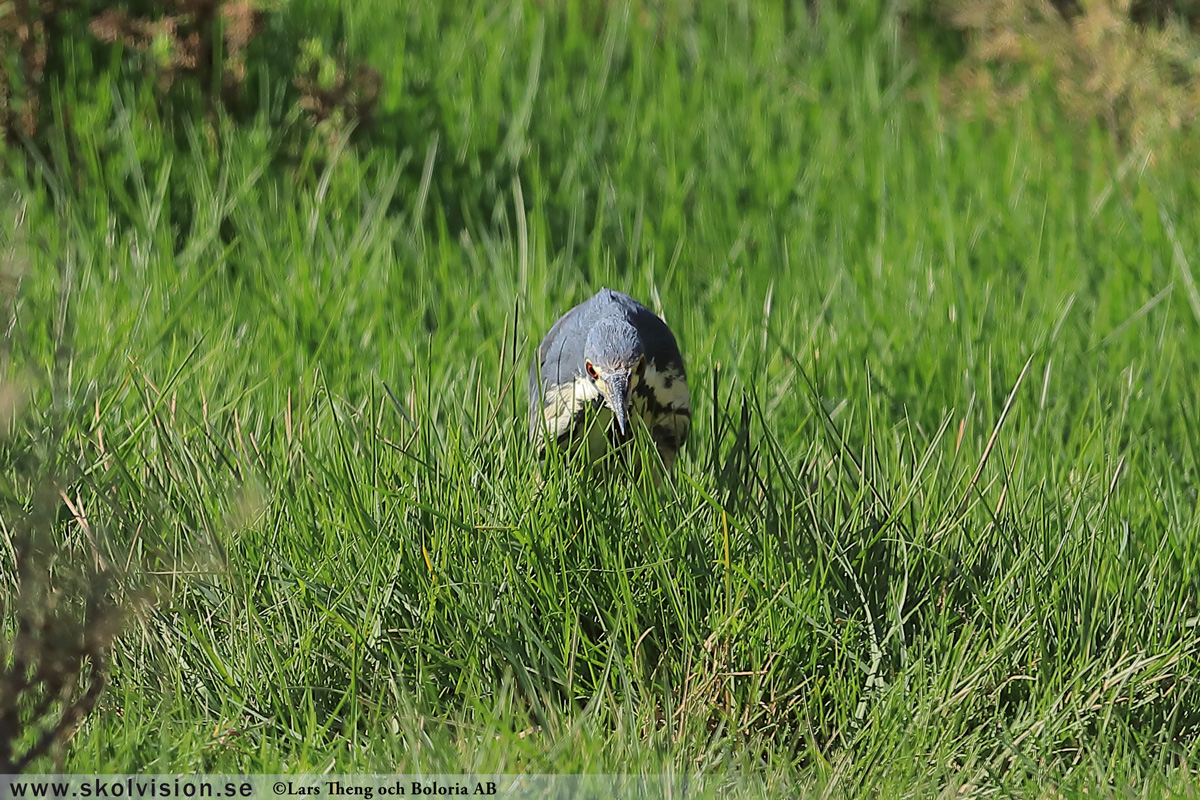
[536,377,602,441]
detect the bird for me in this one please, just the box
[528,288,690,472]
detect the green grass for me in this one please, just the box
[3,0,1200,794]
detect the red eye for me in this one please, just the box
[585,361,598,379]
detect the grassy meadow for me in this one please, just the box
[3,0,1200,794]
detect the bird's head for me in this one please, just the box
[583,318,645,437]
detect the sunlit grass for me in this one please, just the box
[1,0,1198,794]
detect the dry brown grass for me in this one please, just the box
[940,0,1200,157]
[0,208,160,774]
[0,0,53,142]
[88,0,266,94]
[293,39,382,141]
[1,0,378,144]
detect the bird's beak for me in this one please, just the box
[599,371,633,436]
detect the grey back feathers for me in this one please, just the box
[529,288,691,471]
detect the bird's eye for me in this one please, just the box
[585,361,598,379]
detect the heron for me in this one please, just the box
[528,288,690,472]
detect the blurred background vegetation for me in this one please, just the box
[7,0,1200,214]
[8,0,1200,158]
